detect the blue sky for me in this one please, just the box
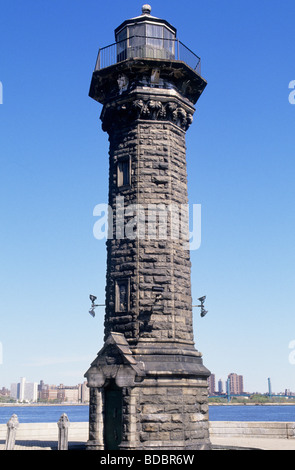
[0,0,294,394]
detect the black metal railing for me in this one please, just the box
[94,36,201,75]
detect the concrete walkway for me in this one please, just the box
[0,439,86,450]
[0,440,56,450]
[1,420,295,450]
[0,421,87,450]
[211,436,295,450]
[1,437,295,450]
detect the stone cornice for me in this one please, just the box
[101,96,194,132]
[89,58,207,106]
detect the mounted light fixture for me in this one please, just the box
[89,295,105,317]
[192,296,208,317]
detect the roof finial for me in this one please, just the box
[142,4,152,15]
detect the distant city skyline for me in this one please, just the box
[1,0,295,394]
[1,373,294,398]
[208,373,295,396]
[4,377,89,403]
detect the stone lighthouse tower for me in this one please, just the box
[85,5,211,450]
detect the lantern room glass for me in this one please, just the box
[116,21,175,62]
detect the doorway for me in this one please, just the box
[104,380,123,450]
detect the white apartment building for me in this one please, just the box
[10,377,38,402]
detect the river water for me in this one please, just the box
[209,404,295,422]
[0,404,295,424]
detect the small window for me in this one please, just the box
[116,28,127,62]
[146,24,163,48]
[129,24,145,47]
[117,158,130,187]
[115,279,130,313]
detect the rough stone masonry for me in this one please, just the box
[85,6,211,450]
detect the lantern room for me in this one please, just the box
[114,4,177,62]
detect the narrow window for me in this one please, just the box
[117,158,130,187]
[115,279,130,313]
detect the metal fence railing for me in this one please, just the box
[94,36,201,75]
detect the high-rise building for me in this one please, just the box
[24,382,38,402]
[79,381,89,403]
[218,379,223,394]
[19,377,26,402]
[10,383,19,400]
[228,373,244,395]
[38,380,45,392]
[208,374,216,395]
[10,377,38,402]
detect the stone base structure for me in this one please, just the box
[86,333,210,450]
